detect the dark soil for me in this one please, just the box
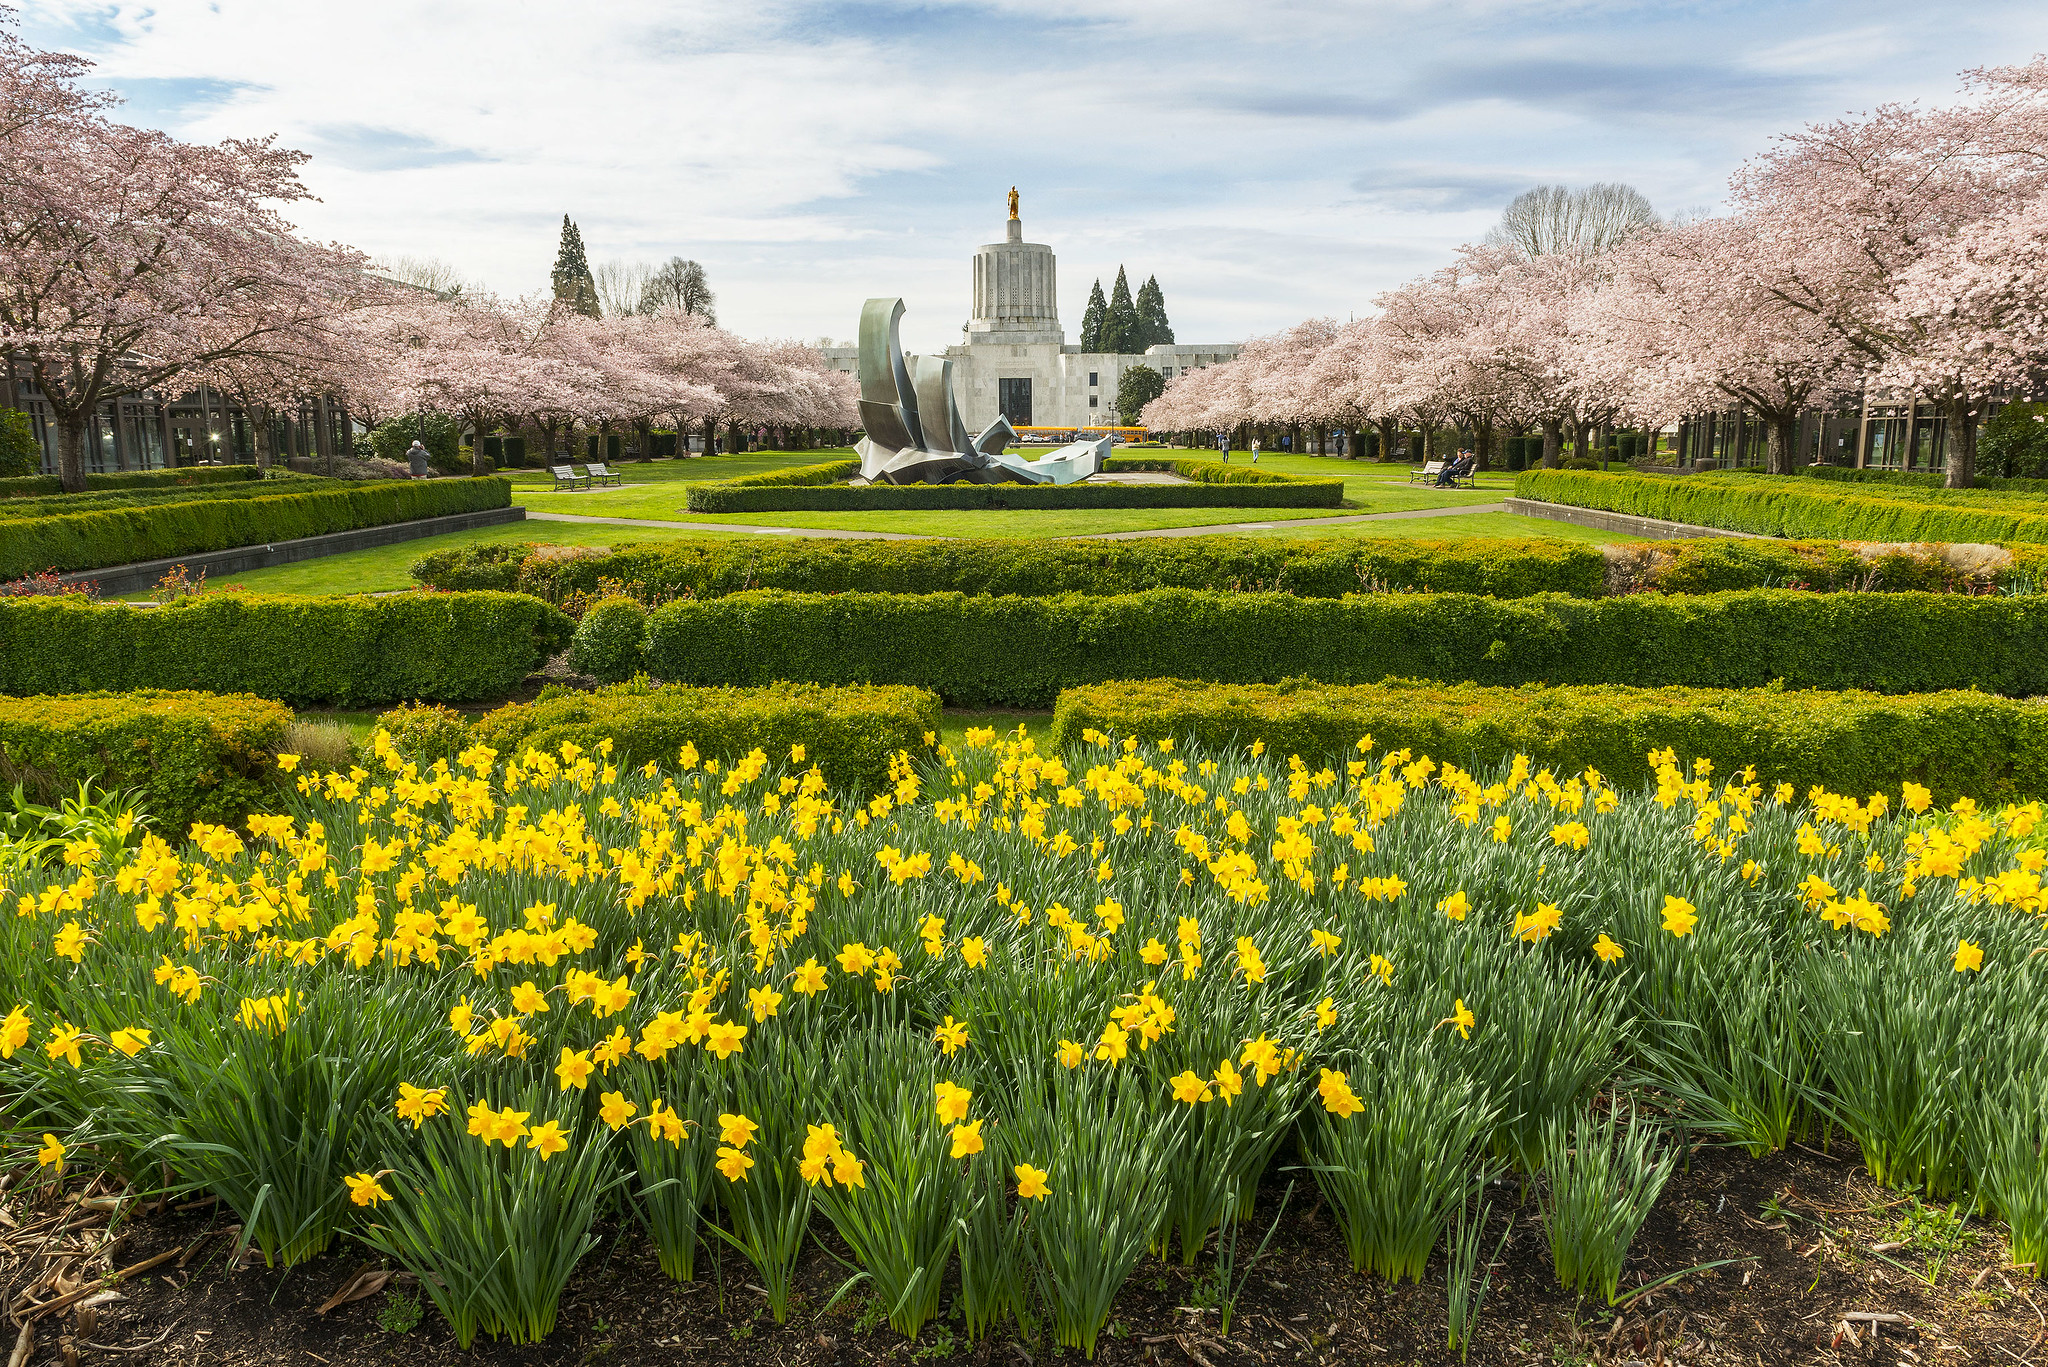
[5,1140,2043,1366]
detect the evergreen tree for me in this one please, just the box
[1113,364,1165,425]
[1100,266,1139,355]
[1079,279,1107,353]
[551,215,600,318]
[1135,274,1174,349]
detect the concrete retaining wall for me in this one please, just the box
[59,505,527,595]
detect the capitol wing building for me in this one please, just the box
[817,204,1237,435]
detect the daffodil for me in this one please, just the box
[1014,1163,1051,1200]
[344,1172,390,1206]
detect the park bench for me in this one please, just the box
[550,464,589,491]
[584,462,622,487]
[1409,461,1443,485]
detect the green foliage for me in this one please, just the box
[370,703,475,768]
[638,587,2048,708]
[1100,266,1139,356]
[0,689,290,831]
[0,476,511,578]
[442,534,1605,603]
[1981,402,2048,480]
[1518,467,2048,542]
[1968,1071,2048,1276]
[0,477,353,523]
[1114,365,1165,425]
[1050,677,2048,802]
[568,596,648,682]
[1539,1105,1676,1305]
[1804,464,2048,495]
[367,413,464,473]
[682,459,1342,513]
[0,408,41,478]
[1080,279,1107,354]
[0,592,573,705]
[465,679,940,792]
[0,464,264,501]
[378,1290,424,1334]
[1135,275,1173,350]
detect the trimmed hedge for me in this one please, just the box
[636,588,2048,706]
[420,536,1608,601]
[0,592,574,705]
[465,679,940,792]
[0,477,352,522]
[682,458,1343,513]
[0,477,511,579]
[1803,466,2048,496]
[0,466,262,499]
[0,689,291,831]
[1047,678,2048,803]
[718,459,860,488]
[1516,468,2048,543]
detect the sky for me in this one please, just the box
[18,0,2048,354]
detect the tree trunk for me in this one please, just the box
[253,405,275,470]
[1375,417,1399,464]
[1473,419,1494,473]
[1540,416,1563,469]
[1764,414,1797,476]
[1572,421,1589,465]
[1944,396,1977,489]
[55,411,88,493]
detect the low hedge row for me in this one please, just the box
[0,689,291,831]
[0,592,573,705]
[1802,466,2048,497]
[0,477,511,579]
[0,466,262,499]
[633,587,2048,706]
[1047,678,2048,803]
[682,459,1343,513]
[417,536,1609,600]
[717,459,860,488]
[417,533,2048,602]
[1516,468,2048,542]
[0,477,350,522]
[455,680,940,793]
[1099,456,1324,486]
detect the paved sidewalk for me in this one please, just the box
[524,502,1509,542]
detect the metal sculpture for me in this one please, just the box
[852,297,1112,487]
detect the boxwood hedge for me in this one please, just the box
[0,591,573,705]
[0,466,262,500]
[1047,677,2048,803]
[0,689,291,830]
[0,476,511,579]
[682,457,1343,513]
[1516,468,2048,542]
[636,587,2048,706]
[417,535,1608,601]
[464,679,940,792]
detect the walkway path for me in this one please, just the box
[524,502,1510,541]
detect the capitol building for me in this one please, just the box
[817,198,1238,433]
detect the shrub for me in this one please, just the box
[1980,402,2048,481]
[0,408,40,479]
[637,587,2048,707]
[0,689,291,831]
[0,464,264,500]
[1805,463,2048,495]
[568,597,648,682]
[467,679,940,792]
[683,460,1343,513]
[367,413,465,474]
[0,477,513,579]
[429,536,1609,602]
[0,592,574,705]
[1047,677,2048,802]
[1517,468,2048,542]
[371,703,473,767]
[1608,537,2047,595]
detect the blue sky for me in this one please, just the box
[20,0,2048,352]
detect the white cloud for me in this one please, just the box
[20,0,2048,348]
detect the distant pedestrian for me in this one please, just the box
[406,439,429,478]
[1218,432,1230,464]
[1250,439,1261,464]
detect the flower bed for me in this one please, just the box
[3,726,2043,1352]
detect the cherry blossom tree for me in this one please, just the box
[0,19,378,491]
[1876,187,2048,407]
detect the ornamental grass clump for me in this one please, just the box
[1539,1103,1676,1305]
[3,717,2047,1351]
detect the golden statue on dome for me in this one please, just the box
[1007,186,1019,220]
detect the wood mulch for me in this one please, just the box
[3,1139,2043,1366]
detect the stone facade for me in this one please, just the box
[816,207,1237,435]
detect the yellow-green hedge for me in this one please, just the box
[0,689,291,830]
[1048,678,2048,802]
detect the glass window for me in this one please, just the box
[1911,414,1946,471]
[999,378,1033,427]
[1088,372,1098,387]
[1864,407,1908,468]
[1088,395,1098,408]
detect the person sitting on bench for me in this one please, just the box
[1435,450,1474,487]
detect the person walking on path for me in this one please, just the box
[407,440,430,478]
[1250,438,1261,464]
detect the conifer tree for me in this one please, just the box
[1135,274,1174,349]
[1100,266,1139,355]
[552,215,600,318]
[1079,279,1107,353]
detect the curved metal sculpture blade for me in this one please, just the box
[855,297,1084,487]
